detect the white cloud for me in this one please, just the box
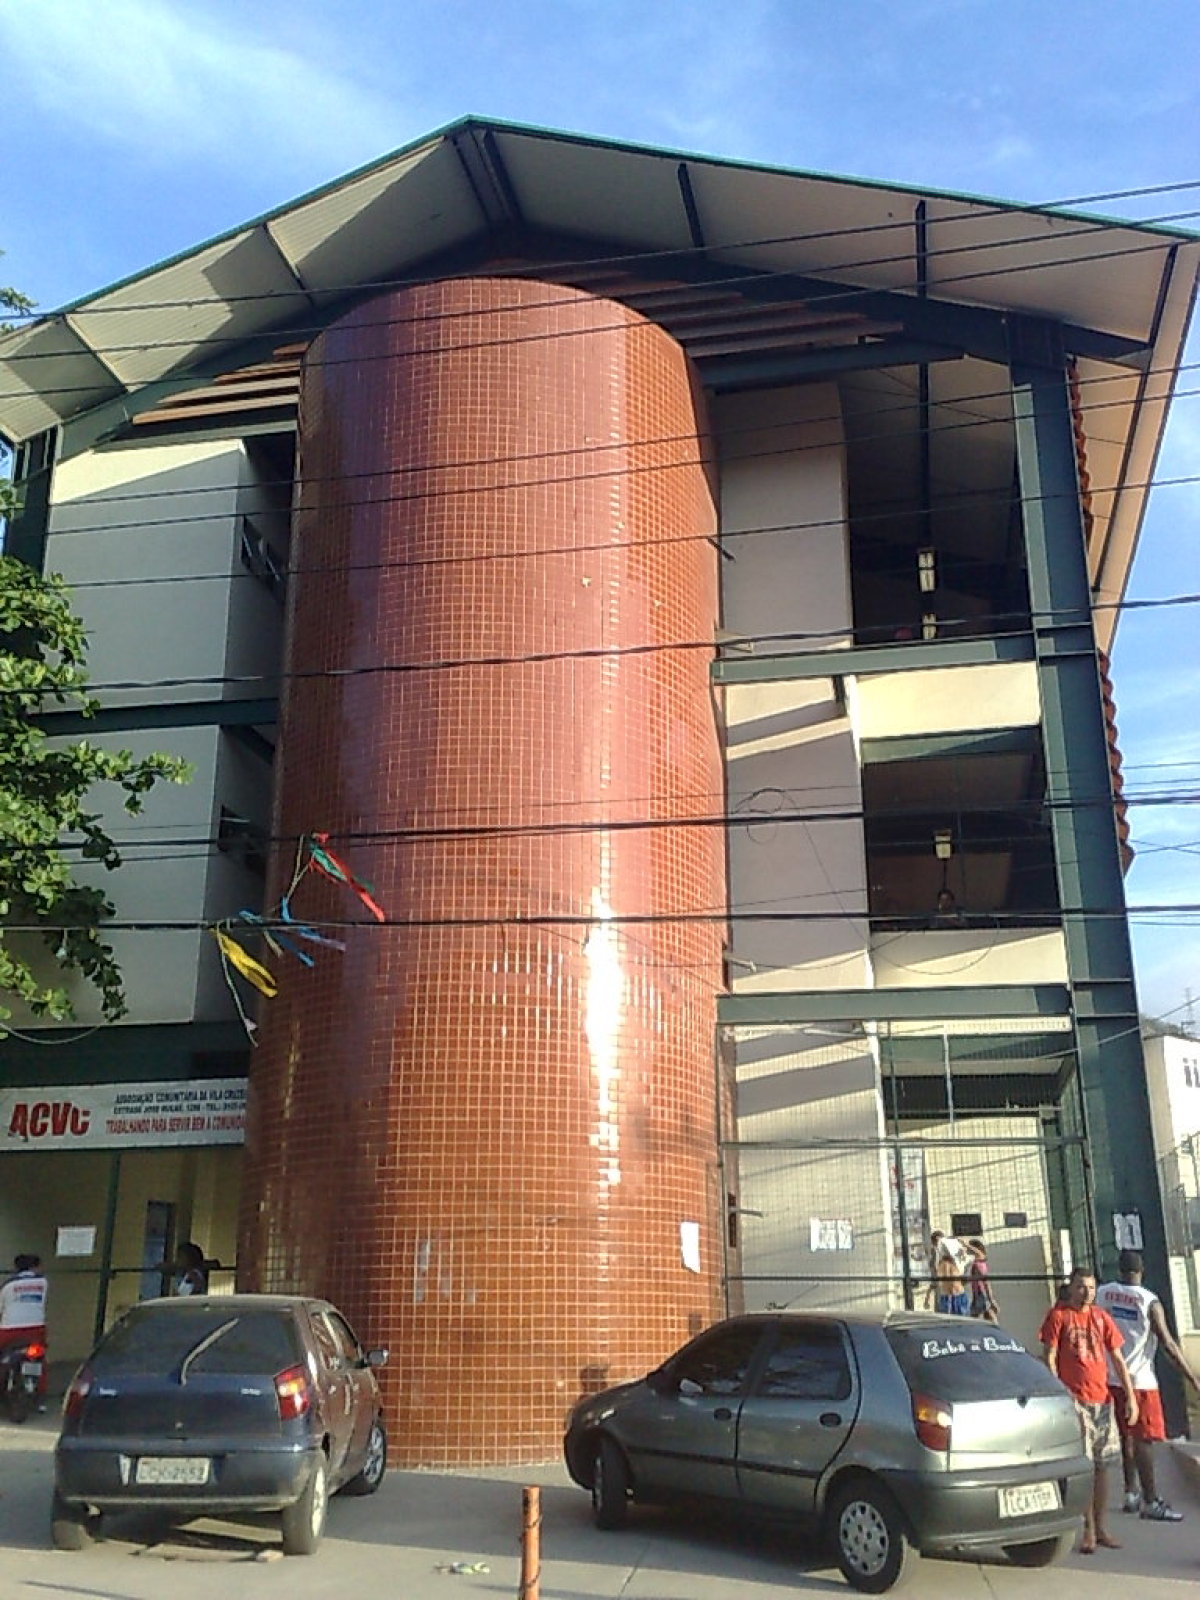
[0,0,404,178]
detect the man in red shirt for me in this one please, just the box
[1040,1266,1138,1555]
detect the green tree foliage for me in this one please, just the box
[0,555,191,1021]
[0,274,34,338]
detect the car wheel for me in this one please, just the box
[591,1436,631,1531]
[341,1418,388,1496]
[281,1454,329,1556]
[1004,1532,1073,1568]
[6,1381,31,1424]
[829,1479,918,1594]
[51,1491,94,1552]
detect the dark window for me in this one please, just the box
[669,1324,764,1396]
[950,1212,983,1238]
[758,1324,852,1401]
[217,805,267,878]
[94,1306,301,1376]
[239,515,287,600]
[885,1324,1063,1403]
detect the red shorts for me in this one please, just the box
[1109,1385,1165,1442]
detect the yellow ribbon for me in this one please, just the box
[213,929,278,997]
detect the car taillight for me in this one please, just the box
[22,1342,46,1361]
[911,1391,952,1452]
[63,1366,93,1421]
[275,1364,312,1420]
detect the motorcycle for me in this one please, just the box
[0,1335,45,1423]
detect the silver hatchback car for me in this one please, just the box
[564,1311,1091,1592]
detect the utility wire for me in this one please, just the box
[5,904,1200,935]
[4,201,1199,399]
[4,790,1196,865]
[5,173,1199,328]
[20,369,1200,581]
[9,582,1200,700]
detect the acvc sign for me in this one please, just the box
[7,1100,92,1139]
[2,1079,247,1150]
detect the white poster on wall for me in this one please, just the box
[2,1079,247,1151]
[56,1226,97,1257]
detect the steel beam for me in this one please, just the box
[713,635,1034,683]
[860,727,1038,765]
[36,697,278,736]
[1011,346,1184,1422]
[719,984,1071,1027]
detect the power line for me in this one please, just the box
[8,581,1200,700]
[3,203,1198,400]
[5,788,1197,865]
[6,173,1198,330]
[5,904,1200,935]
[22,370,1200,582]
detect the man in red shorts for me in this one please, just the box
[1097,1249,1200,1522]
[1040,1265,1138,1554]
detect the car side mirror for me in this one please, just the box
[364,1348,389,1368]
[678,1377,704,1398]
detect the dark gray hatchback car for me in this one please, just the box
[564,1311,1091,1592]
[53,1294,388,1556]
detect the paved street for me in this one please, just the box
[2,1414,1198,1598]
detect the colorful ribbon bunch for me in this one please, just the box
[211,832,385,1041]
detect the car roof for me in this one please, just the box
[129,1294,335,1313]
[717,1309,982,1333]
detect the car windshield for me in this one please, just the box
[884,1324,1064,1403]
[92,1306,302,1377]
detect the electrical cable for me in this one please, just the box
[8,578,1200,700]
[3,196,1198,400]
[4,903,1200,935]
[20,374,1200,586]
[5,172,1198,329]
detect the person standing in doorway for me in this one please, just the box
[0,1254,49,1403]
[1096,1249,1199,1522]
[172,1242,208,1297]
[925,1230,972,1315]
[1040,1266,1138,1555]
[967,1238,999,1322]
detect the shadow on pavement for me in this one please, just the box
[4,1418,1198,1596]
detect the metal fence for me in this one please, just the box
[719,1017,1091,1353]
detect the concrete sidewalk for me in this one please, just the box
[2,1414,1198,1599]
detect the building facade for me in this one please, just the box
[2,120,1197,1460]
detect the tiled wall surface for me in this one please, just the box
[238,278,728,1463]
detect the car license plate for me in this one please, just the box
[999,1480,1060,1518]
[20,1361,42,1377]
[134,1457,210,1486]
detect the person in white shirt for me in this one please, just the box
[1096,1249,1200,1522]
[0,1253,49,1402]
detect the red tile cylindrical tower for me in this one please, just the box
[238,278,727,1464]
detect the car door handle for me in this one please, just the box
[819,1412,843,1428]
[713,1407,733,1421]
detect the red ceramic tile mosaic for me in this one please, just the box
[237,278,726,1464]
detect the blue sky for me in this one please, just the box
[2,0,1197,1021]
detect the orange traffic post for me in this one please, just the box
[519,1484,540,1600]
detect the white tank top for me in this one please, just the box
[1095,1280,1159,1389]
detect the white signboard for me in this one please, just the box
[679,1220,701,1274]
[2,1079,247,1151]
[56,1226,97,1257]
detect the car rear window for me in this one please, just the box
[93,1306,302,1377]
[884,1325,1064,1402]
